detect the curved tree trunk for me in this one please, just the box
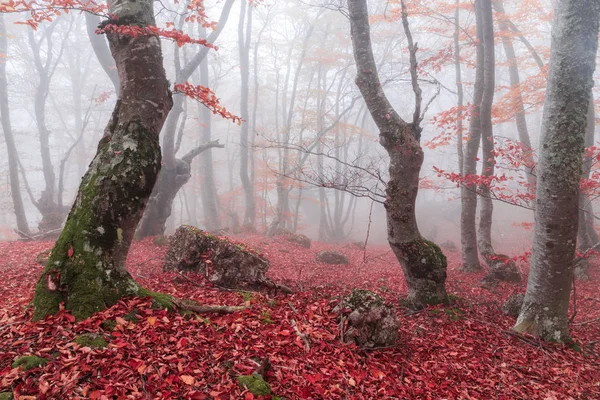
[0,15,30,235]
[514,0,599,342]
[33,0,173,320]
[460,0,484,272]
[348,0,448,309]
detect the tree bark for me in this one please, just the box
[454,0,464,176]
[238,0,256,227]
[33,0,173,320]
[493,0,536,191]
[460,0,484,272]
[513,0,599,342]
[477,0,498,264]
[0,15,30,235]
[348,0,448,309]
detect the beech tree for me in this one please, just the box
[513,0,599,342]
[0,14,30,235]
[347,0,448,308]
[33,0,174,320]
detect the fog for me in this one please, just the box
[0,0,555,251]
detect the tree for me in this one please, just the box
[347,0,448,309]
[33,0,173,320]
[460,0,484,272]
[136,0,236,238]
[513,0,599,342]
[0,14,30,235]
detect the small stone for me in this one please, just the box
[286,233,311,248]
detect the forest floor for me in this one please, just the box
[0,235,599,399]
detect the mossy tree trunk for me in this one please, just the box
[33,0,173,320]
[513,0,599,342]
[348,0,448,309]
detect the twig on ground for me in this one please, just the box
[290,318,310,352]
[172,298,247,314]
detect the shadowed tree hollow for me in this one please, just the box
[347,0,448,309]
[33,0,173,320]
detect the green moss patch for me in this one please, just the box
[138,287,174,310]
[74,334,108,348]
[237,374,272,396]
[0,392,13,400]
[12,355,48,371]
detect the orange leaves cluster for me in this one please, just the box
[174,83,241,124]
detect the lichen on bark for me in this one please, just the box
[32,0,173,321]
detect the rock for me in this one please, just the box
[334,289,399,348]
[286,233,311,248]
[164,225,270,289]
[353,241,366,251]
[316,250,349,265]
[502,293,525,318]
[153,235,169,247]
[481,255,521,284]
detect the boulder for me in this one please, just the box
[482,255,521,284]
[286,233,311,248]
[502,293,525,318]
[334,289,399,348]
[316,250,349,265]
[164,225,269,289]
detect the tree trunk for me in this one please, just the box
[198,35,221,232]
[348,0,448,309]
[494,0,536,191]
[460,0,484,272]
[0,15,30,235]
[477,0,498,264]
[33,0,173,320]
[238,0,256,227]
[453,0,464,176]
[513,0,599,342]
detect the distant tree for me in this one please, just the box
[513,0,599,342]
[0,14,30,235]
[347,0,448,309]
[33,0,173,320]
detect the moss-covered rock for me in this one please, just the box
[286,233,311,248]
[237,374,272,396]
[74,334,108,348]
[0,392,13,400]
[163,225,270,289]
[334,289,399,348]
[138,287,174,310]
[12,355,48,371]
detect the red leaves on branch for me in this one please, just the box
[96,24,216,48]
[174,83,242,124]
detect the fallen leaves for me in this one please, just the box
[0,237,598,399]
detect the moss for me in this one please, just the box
[570,342,582,353]
[32,120,161,321]
[101,320,117,331]
[138,287,175,310]
[74,334,108,348]
[260,311,273,324]
[12,355,48,371]
[447,294,462,304]
[241,291,254,302]
[344,289,384,309]
[444,308,465,321]
[237,374,272,396]
[0,392,12,400]
[123,311,139,323]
